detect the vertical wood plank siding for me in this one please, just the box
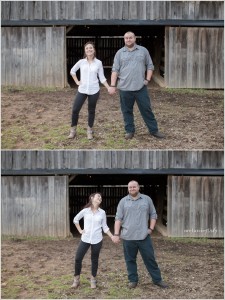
[1,150,224,171]
[1,1,224,20]
[167,176,224,238]
[1,27,66,87]
[165,27,224,88]
[1,176,69,237]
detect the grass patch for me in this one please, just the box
[2,273,73,299]
[2,274,36,296]
[1,235,68,241]
[2,265,155,299]
[165,87,224,96]
[167,236,224,245]
[1,125,34,149]
[1,85,65,93]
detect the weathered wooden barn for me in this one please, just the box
[1,150,224,238]
[1,1,224,88]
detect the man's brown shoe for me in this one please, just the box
[125,133,134,139]
[154,281,168,288]
[151,131,165,139]
[128,282,138,288]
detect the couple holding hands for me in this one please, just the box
[71,180,168,290]
[68,31,164,141]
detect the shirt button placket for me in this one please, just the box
[86,64,91,94]
[90,213,94,243]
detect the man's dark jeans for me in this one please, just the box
[119,85,158,134]
[123,235,162,283]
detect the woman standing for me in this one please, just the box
[68,42,110,140]
[71,193,114,289]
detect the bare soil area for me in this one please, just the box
[1,233,224,299]
[1,82,224,149]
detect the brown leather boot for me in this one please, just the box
[68,126,76,139]
[90,277,97,288]
[71,276,80,288]
[87,127,93,140]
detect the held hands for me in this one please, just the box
[111,235,120,244]
[147,228,153,235]
[108,86,117,95]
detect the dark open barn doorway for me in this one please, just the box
[66,25,165,87]
[69,174,167,236]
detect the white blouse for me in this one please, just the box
[70,58,106,95]
[73,207,109,244]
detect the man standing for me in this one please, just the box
[108,31,164,139]
[112,180,168,289]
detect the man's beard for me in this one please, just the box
[130,191,138,197]
[126,43,135,48]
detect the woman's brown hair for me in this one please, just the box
[83,192,102,208]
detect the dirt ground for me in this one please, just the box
[1,232,224,299]
[1,81,224,149]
